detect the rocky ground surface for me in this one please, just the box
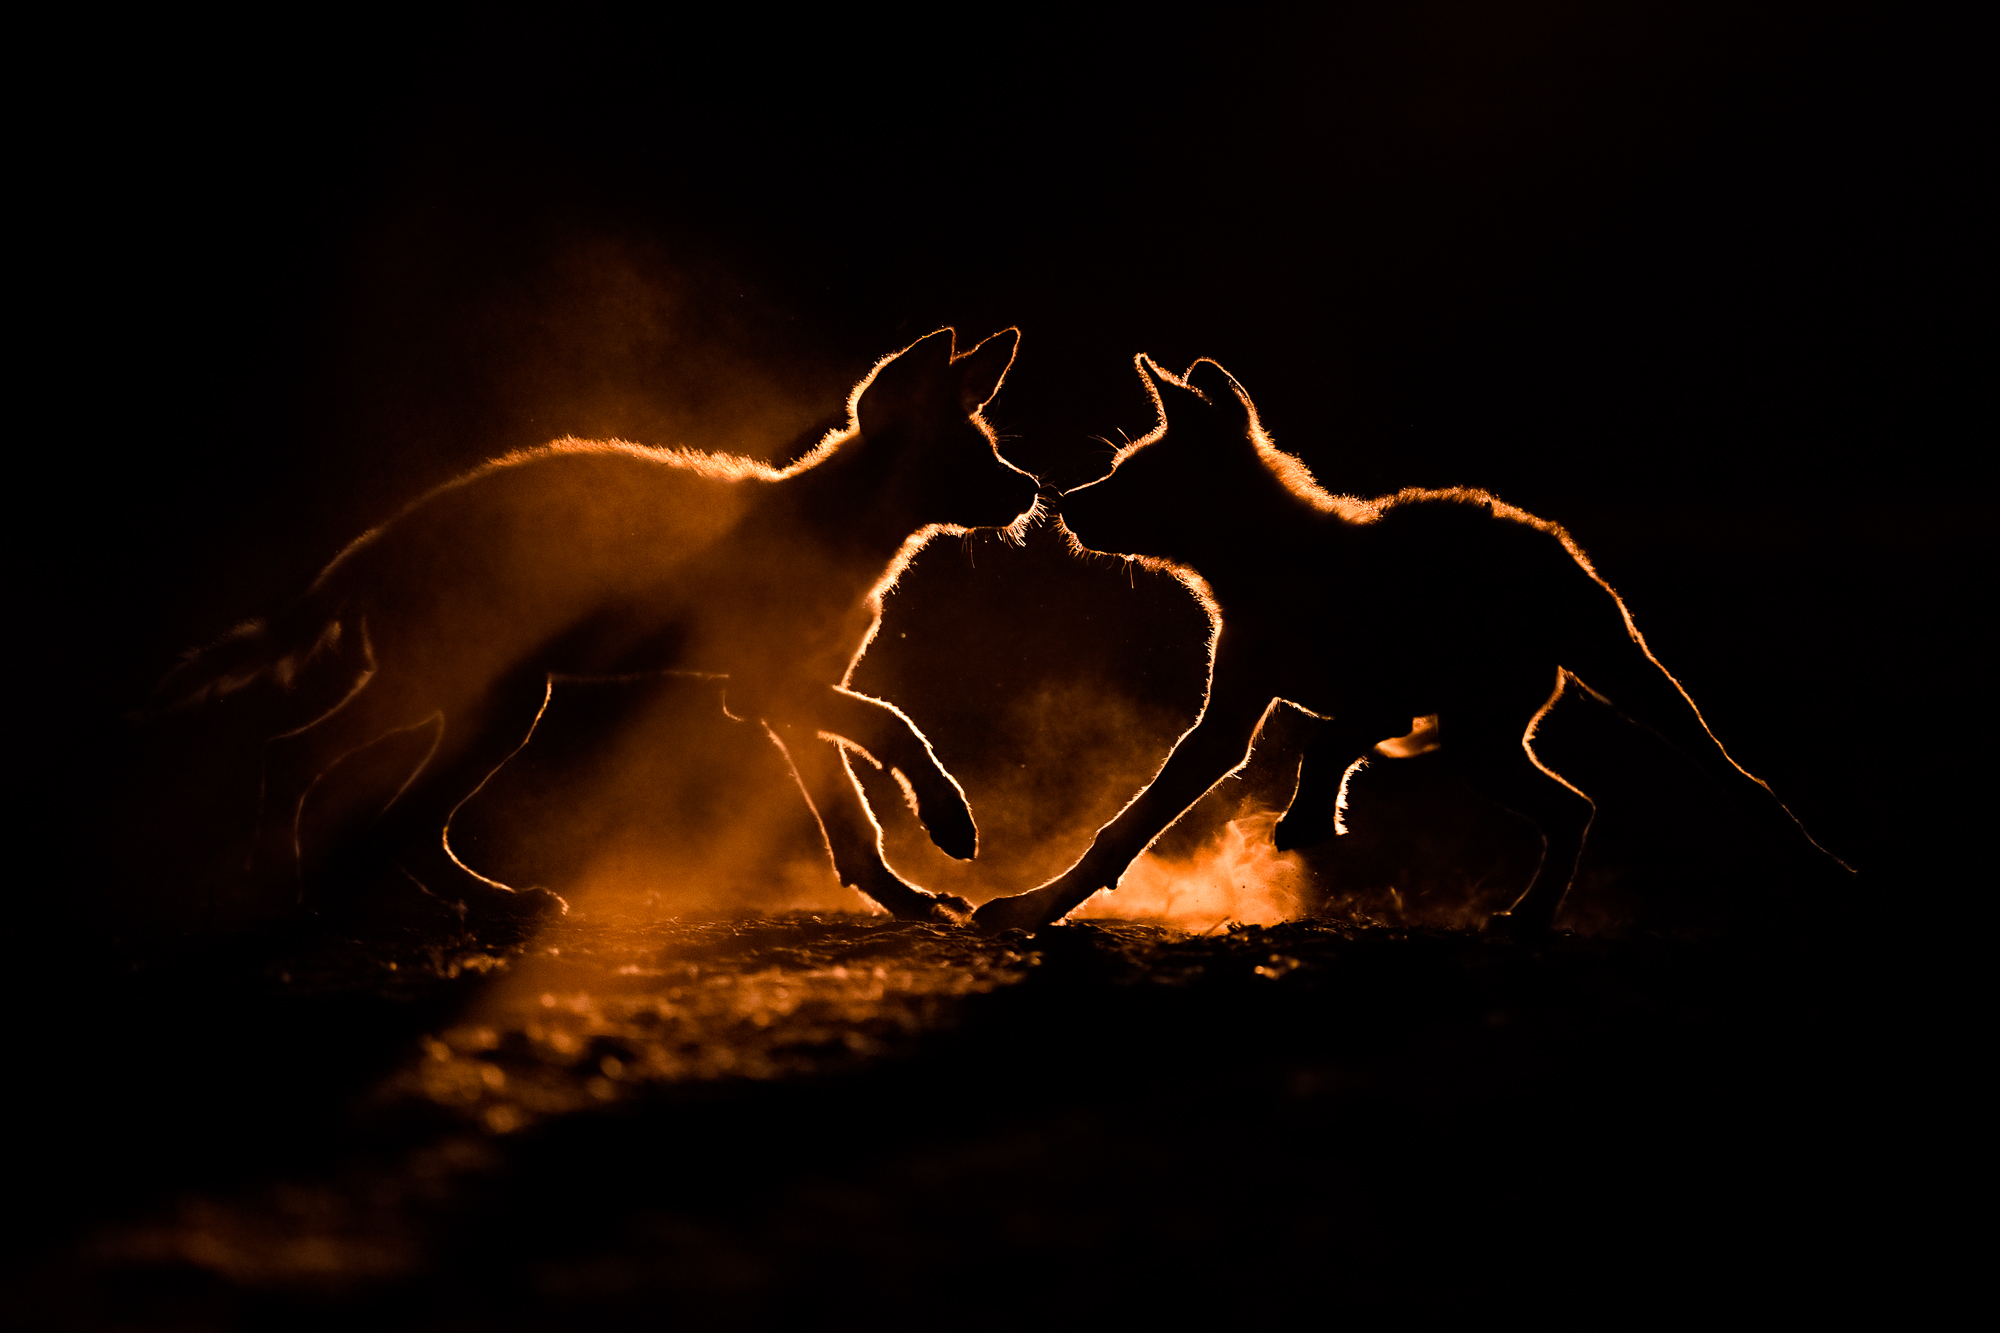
[3,908,1948,1328]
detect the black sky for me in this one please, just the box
[31,2,1979,911]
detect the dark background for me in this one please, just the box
[9,4,1983,1322]
[28,1,1980,922]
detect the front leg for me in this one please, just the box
[812,686,977,860]
[1271,710,1418,851]
[973,668,1281,932]
[769,720,972,924]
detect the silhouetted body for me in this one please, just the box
[973,356,1844,933]
[166,329,1038,928]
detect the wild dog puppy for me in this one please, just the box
[973,355,1847,934]
[163,329,1039,929]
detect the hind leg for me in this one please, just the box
[369,670,567,928]
[770,722,971,924]
[1449,681,1596,935]
[254,667,440,901]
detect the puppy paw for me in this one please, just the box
[917,795,979,861]
[971,891,1062,934]
[918,891,975,925]
[460,884,568,937]
[884,889,972,925]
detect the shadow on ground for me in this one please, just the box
[4,904,1935,1327]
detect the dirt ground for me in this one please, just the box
[3,902,1950,1329]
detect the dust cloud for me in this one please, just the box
[1076,808,1309,931]
[450,677,874,921]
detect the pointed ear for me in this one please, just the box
[1186,359,1253,432]
[954,328,1018,414]
[1137,353,1207,425]
[856,328,957,436]
[896,327,959,371]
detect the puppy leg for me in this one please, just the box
[814,686,978,860]
[1272,710,1416,851]
[1451,679,1596,936]
[974,665,1281,931]
[373,669,568,929]
[770,722,972,924]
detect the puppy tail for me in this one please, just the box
[148,586,355,717]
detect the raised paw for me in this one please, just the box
[910,779,978,861]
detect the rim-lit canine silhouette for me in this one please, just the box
[165,329,1038,928]
[973,356,1847,934]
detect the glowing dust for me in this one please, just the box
[1077,808,1307,931]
